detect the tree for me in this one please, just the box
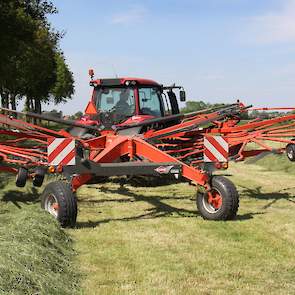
[49,52,74,106]
[0,0,57,84]
[19,27,57,114]
[0,0,74,117]
[181,101,208,113]
[69,111,83,120]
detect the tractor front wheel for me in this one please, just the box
[197,176,239,220]
[41,181,77,227]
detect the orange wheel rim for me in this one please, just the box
[52,203,59,210]
[207,190,222,209]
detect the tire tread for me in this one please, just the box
[41,181,77,227]
[197,176,239,221]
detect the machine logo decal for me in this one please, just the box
[155,165,174,174]
[204,135,228,162]
[48,138,76,166]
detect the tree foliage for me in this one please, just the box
[0,0,74,114]
[181,100,226,114]
[181,101,287,120]
[69,111,83,120]
[50,52,75,105]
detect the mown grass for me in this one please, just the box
[247,153,295,174]
[0,177,80,295]
[67,155,295,294]
[1,152,295,294]
[244,141,295,173]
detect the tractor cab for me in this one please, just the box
[84,70,186,130]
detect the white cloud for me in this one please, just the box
[110,5,147,25]
[249,0,295,44]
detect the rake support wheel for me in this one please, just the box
[197,176,239,220]
[41,181,77,227]
[33,167,46,187]
[15,167,28,187]
[286,143,295,162]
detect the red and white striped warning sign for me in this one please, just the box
[204,135,228,162]
[48,138,76,166]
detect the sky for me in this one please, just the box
[48,0,295,114]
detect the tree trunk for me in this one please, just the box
[1,91,9,109]
[34,98,42,114]
[10,94,17,118]
[10,94,16,110]
[34,98,42,124]
[25,97,34,122]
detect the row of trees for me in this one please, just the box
[0,0,74,114]
[181,101,285,120]
[181,101,226,114]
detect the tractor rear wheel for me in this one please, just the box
[196,176,239,220]
[286,143,295,162]
[41,181,77,227]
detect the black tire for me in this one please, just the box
[33,167,46,187]
[16,167,28,187]
[286,144,295,162]
[196,176,239,220]
[41,181,77,227]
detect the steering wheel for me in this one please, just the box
[98,110,116,129]
[99,106,133,128]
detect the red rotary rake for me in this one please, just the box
[0,101,295,227]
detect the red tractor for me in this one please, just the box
[70,70,186,138]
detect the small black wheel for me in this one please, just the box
[41,181,77,227]
[33,167,46,187]
[196,176,239,220]
[286,144,295,162]
[16,167,28,187]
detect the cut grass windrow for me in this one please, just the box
[0,180,80,295]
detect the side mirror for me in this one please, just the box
[180,90,186,102]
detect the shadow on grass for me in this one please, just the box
[80,188,192,204]
[99,176,183,187]
[235,212,265,220]
[76,186,255,228]
[1,187,39,209]
[239,185,295,209]
[0,175,9,190]
[77,186,197,229]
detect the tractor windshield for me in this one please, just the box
[94,87,136,121]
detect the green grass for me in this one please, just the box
[67,156,295,294]
[246,153,295,173]
[1,153,295,294]
[0,178,79,295]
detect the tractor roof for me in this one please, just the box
[90,77,160,87]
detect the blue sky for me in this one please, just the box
[49,0,295,114]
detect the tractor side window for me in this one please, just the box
[139,87,162,117]
[162,93,172,116]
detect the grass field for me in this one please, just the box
[67,158,295,294]
[1,156,295,294]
